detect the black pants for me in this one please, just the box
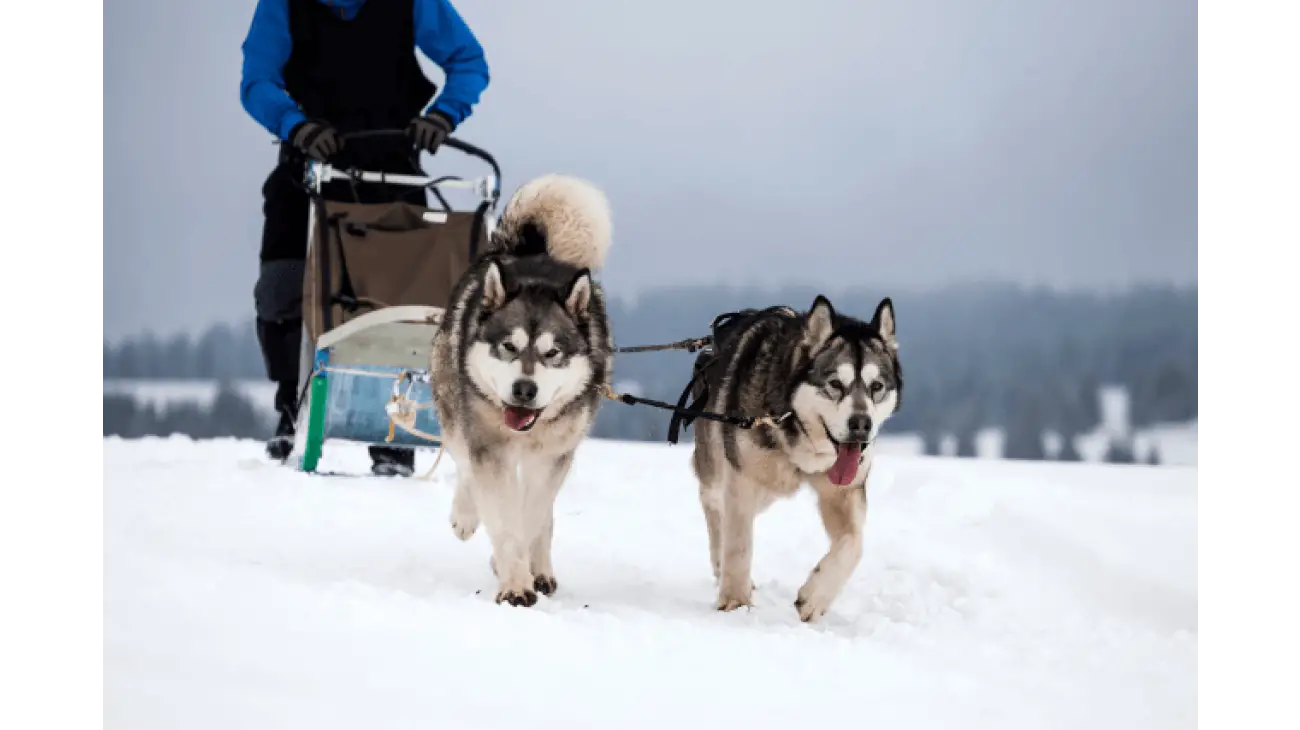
[254,143,427,464]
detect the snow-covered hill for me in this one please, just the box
[105,437,1196,729]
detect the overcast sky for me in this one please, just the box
[104,0,1195,340]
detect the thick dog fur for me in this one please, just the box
[690,296,902,622]
[430,174,614,607]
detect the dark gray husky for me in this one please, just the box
[430,174,613,607]
[688,296,902,622]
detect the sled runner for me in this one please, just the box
[288,130,501,473]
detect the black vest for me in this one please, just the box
[283,0,436,135]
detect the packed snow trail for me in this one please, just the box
[105,437,1196,729]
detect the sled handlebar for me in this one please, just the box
[337,128,502,191]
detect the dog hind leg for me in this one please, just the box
[693,425,725,582]
[796,479,867,623]
[699,477,725,582]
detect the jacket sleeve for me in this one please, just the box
[240,0,309,141]
[413,0,490,128]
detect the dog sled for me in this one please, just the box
[278,129,802,476]
[287,130,501,474]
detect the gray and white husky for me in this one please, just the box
[689,295,902,622]
[430,174,614,607]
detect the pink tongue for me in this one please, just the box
[828,444,862,486]
[504,407,536,431]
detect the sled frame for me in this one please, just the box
[289,137,499,474]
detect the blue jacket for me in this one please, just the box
[240,0,490,141]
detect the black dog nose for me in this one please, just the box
[512,379,538,404]
[847,414,872,439]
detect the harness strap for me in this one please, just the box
[600,384,791,435]
[665,365,704,445]
[673,305,801,442]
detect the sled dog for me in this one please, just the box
[430,174,614,607]
[689,296,902,622]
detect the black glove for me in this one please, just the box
[406,112,454,154]
[289,120,344,162]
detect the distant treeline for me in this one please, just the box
[104,382,272,441]
[104,282,1195,460]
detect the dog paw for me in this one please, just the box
[451,519,477,541]
[494,588,538,607]
[449,511,478,541]
[715,588,754,612]
[533,574,559,596]
[716,597,753,612]
[449,490,479,541]
[794,589,832,623]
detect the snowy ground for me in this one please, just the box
[105,437,1196,729]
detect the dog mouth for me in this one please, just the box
[823,424,865,487]
[503,406,541,432]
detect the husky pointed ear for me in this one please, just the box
[481,261,508,311]
[805,295,836,348]
[564,269,593,317]
[871,297,898,351]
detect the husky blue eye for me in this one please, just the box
[869,380,884,396]
[544,349,561,360]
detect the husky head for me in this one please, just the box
[791,295,902,486]
[465,260,597,433]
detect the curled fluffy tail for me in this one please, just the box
[491,174,612,270]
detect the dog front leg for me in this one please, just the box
[521,450,574,597]
[470,454,536,607]
[796,479,867,623]
[716,473,759,611]
[449,468,480,541]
